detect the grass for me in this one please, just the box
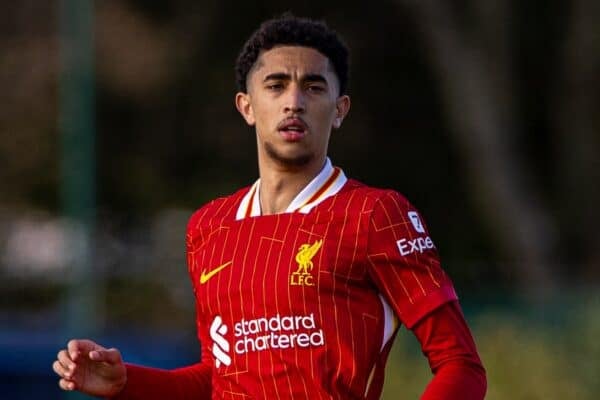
[382,293,600,399]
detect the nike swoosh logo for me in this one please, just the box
[200,261,232,284]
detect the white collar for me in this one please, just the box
[235,158,347,220]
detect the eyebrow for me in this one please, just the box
[263,73,328,86]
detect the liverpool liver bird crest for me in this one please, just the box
[295,239,323,274]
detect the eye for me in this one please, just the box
[307,85,326,93]
[266,83,284,90]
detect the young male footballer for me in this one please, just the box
[53,14,486,399]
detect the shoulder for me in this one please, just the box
[339,179,430,234]
[341,179,414,214]
[186,186,251,233]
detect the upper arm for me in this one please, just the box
[365,191,457,328]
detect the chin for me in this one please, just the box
[265,144,313,167]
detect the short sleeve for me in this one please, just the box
[366,191,457,328]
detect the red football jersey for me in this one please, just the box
[186,159,457,400]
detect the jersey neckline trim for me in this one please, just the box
[235,158,347,220]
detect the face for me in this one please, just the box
[236,46,350,170]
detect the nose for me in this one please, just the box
[283,84,306,114]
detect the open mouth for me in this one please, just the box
[278,118,307,141]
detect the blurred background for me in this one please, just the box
[1,0,598,399]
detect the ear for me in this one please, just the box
[235,92,255,126]
[332,95,351,129]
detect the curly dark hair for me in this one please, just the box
[235,14,349,95]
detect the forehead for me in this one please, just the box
[251,46,334,79]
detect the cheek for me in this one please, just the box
[252,103,279,137]
[254,98,279,121]
[313,102,337,126]
[250,103,269,127]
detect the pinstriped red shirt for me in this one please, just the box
[184,160,458,400]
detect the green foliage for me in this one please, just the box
[382,296,599,399]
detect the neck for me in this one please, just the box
[258,156,326,215]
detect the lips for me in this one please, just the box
[277,118,307,142]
